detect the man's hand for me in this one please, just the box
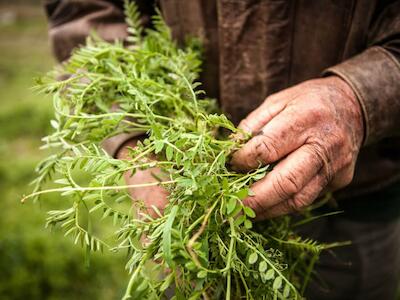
[230,76,364,220]
[117,139,169,219]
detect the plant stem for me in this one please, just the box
[186,201,217,268]
[21,180,175,203]
[225,218,235,300]
[122,256,147,300]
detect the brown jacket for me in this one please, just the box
[44,0,400,200]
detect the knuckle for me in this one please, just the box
[308,140,328,161]
[239,118,253,134]
[244,196,264,215]
[320,173,330,187]
[307,104,334,127]
[264,93,278,104]
[281,199,295,214]
[304,144,325,169]
[285,196,307,213]
[272,172,301,199]
[285,171,302,194]
[259,106,274,123]
[307,141,333,180]
[307,105,325,121]
[255,135,280,163]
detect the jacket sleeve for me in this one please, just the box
[44,0,155,62]
[324,1,400,145]
[44,0,155,156]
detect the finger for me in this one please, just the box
[255,172,327,220]
[242,144,324,216]
[237,86,304,135]
[231,109,308,171]
[237,95,288,135]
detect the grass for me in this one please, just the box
[0,4,127,299]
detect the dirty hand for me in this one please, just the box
[117,139,169,219]
[230,76,364,220]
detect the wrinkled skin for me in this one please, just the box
[118,76,364,221]
[230,76,364,220]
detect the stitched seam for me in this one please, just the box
[359,46,400,142]
[324,46,400,145]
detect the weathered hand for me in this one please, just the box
[117,139,169,219]
[231,76,364,220]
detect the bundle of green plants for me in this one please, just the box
[24,2,341,299]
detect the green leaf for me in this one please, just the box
[154,140,164,154]
[166,145,174,161]
[235,188,249,200]
[265,269,275,280]
[152,124,162,139]
[252,173,266,181]
[229,203,243,217]
[234,215,246,227]
[243,206,256,218]
[137,280,148,292]
[226,197,237,215]
[272,276,282,290]
[248,188,256,196]
[54,179,70,185]
[217,152,226,166]
[115,194,127,203]
[160,272,175,291]
[175,151,182,165]
[244,219,253,229]
[197,270,207,278]
[185,261,196,271]
[283,284,291,297]
[172,289,186,300]
[83,193,100,201]
[222,178,229,190]
[248,252,258,264]
[162,206,179,268]
[50,119,59,129]
[259,261,268,273]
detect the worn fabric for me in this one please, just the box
[301,215,400,300]
[43,0,400,201]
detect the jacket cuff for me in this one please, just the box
[323,46,400,145]
[101,132,146,158]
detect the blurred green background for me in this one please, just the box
[0,2,127,299]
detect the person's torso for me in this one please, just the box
[159,0,400,200]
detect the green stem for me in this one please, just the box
[122,256,147,300]
[225,218,235,300]
[21,180,175,203]
[301,255,318,295]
